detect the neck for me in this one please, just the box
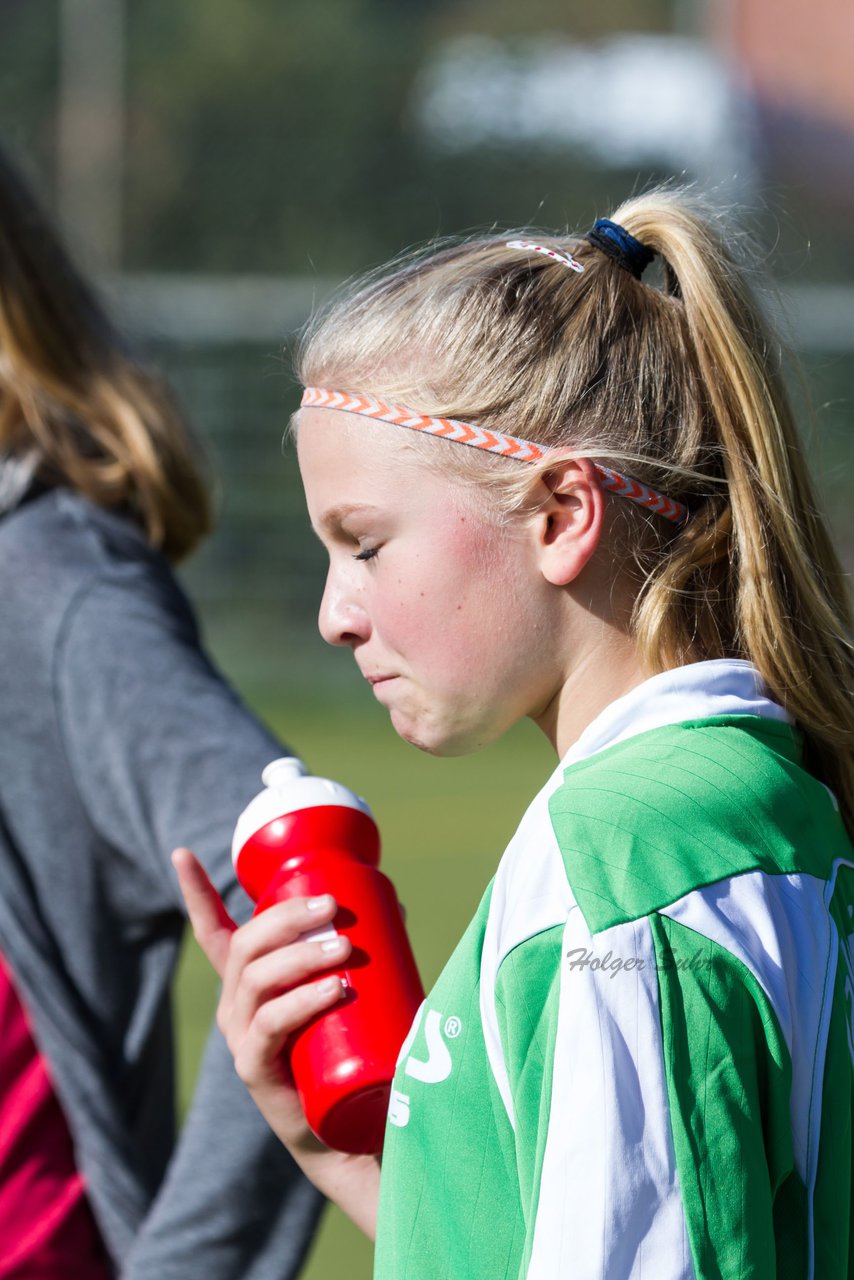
[532,627,652,759]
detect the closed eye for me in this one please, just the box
[353,546,379,562]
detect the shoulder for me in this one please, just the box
[1,487,182,588]
[547,716,847,934]
[2,487,143,568]
[0,489,197,660]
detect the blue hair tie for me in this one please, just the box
[585,218,655,280]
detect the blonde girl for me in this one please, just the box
[176,188,854,1279]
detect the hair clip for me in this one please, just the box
[506,240,585,274]
[584,219,655,280]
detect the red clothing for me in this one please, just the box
[0,950,111,1278]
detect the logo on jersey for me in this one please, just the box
[387,1002,462,1129]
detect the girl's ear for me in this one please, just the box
[530,456,606,586]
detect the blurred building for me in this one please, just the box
[714,0,854,207]
[414,32,755,192]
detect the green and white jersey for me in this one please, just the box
[374,660,854,1280]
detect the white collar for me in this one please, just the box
[558,658,792,775]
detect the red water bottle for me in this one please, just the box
[232,757,424,1155]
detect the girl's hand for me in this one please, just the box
[172,847,382,1238]
[171,847,349,1156]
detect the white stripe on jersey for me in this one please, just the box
[479,783,573,1130]
[527,913,695,1279]
[661,867,852,1280]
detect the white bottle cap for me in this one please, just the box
[261,758,309,789]
[231,756,374,867]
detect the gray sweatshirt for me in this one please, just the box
[0,487,323,1278]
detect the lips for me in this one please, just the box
[365,674,396,686]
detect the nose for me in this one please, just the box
[317,564,371,648]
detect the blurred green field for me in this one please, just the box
[174,691,554,1280]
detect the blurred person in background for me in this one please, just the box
[0,145,323,1278]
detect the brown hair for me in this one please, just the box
[298,188,854,832]
[0,147,211,562]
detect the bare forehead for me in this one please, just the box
[300,406,394,464]
[296,405,413,471]
[296,408,427,531]
[295,404,401,441]
[295,402,514,544]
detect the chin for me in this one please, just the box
[390,709,484,758]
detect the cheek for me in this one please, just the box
[375,515,489,634]
[373,507,537,678]
[421,526,532,684]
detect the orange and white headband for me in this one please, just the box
[300,387,689,525]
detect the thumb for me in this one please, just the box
[172,847,236,979]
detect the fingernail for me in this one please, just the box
[318,976,344,996]
[307,895,333,912]
[320,936,345,953]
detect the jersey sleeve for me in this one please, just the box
[494,909,798,1280]
[648,912,797,1280]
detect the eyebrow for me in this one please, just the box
[314,502,385,535]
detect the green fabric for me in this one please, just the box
[814,867,854,1279]
[375,714,854,1280]
[493,927,564,1275]
[548,716,847,935]
[374,883,526,1280]
[650,913,800,1279]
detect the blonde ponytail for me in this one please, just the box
[614,191,853,833]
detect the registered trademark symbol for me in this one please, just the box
[444,1015,462,1039]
